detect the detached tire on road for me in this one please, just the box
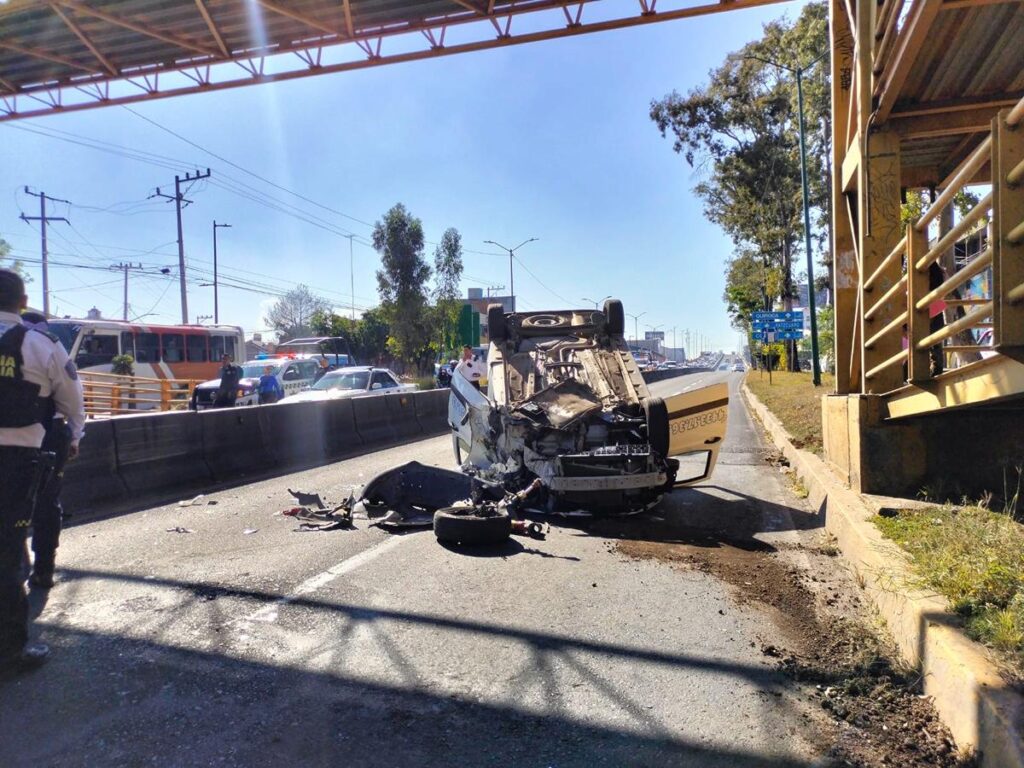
[434,506,511,546]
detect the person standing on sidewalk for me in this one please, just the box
[0,270,84,671]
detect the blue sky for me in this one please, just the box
[1,0,807,354]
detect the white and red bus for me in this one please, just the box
[47,318,245,381]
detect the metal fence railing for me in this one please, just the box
[860,94,1024,396]
[79,370,202,417]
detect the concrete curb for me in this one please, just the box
[741,382,1024,768]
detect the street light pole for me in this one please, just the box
[582,295,611,309]
[212,220,231,324]
[795,65,822,386]
[745,51,826,386]
[627,312,645,346]
[484,238,538,312]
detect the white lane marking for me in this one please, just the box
[236,534,408,626]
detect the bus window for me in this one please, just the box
[75,334,118,368]
[121,332,135,359]
[187,335,207,362]
[224,336,236,360]
[162,334,185,363]
[48,322,80,354]
[135,332,160,363]
[210,335,225,360]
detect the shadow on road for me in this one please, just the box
[0,565,831,768]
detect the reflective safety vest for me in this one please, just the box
[0,325,45,429]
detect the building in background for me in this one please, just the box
[464,287,514,344]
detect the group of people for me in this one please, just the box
[1,269,86,673]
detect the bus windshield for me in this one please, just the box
[47,322,80,354]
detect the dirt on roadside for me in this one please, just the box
[596,513,976,768]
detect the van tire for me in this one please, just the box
[604,299,625,335]
[487,304,508,343]
[644,397,670,458]
[434,506,511,546]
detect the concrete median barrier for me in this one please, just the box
[199,406,273,481]
[322,397,362,459]
[385,391,422,441]
[262,400,330,468]
[414,388,449,434]
[62,419,127,512]
[641,367,703,385]
[352,395,399,447]
[114,410,211,495]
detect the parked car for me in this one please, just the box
[449,299,729,514]
[191,358,320,409]
[279,366,416,402]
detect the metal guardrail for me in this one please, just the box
[859,95,1024,397]
[79,370,202,417]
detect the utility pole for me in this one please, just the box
[111,262,143,321]
[343,233,356,321]
[212,220,231,324]
[20,188,69,316]
[196,314,213,325]
[671,326,677,361]
[153,169,211,324]
[486,285,506,298]
[483,238,537,313]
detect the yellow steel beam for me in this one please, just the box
[874,0,942,123]
[256,0,344,37]
[193,0,230,58]
[53,0,222,59]
[885,354,1024,419]
[50,2,119,76]
[0,38,104,74]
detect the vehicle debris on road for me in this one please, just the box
[166,526,195,534]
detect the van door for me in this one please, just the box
[661,382,729,486]
[448,371,493,467]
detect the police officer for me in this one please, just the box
[455,345,483,391]
[213,353,242,408]
[0,269,84,671]
[21,311,81,589]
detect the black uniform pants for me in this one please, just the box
[32,420,71,567]
[0,446,42,657]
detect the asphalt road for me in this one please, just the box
[1,366,849,767]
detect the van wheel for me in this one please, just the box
[434,506,511,546]
[643,397,670,458]
[487,304,508,343]
[603,299,625,335]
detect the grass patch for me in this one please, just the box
[875,504,1024,679]
[745,370,834,454]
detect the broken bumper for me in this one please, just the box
[544,472,667,492]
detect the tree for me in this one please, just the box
[309,307,391,364]
[265,285,330,340]
[0,237,31,282]
[373,203,433,369]
[432,227,464,352]
[650,1,829,370]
